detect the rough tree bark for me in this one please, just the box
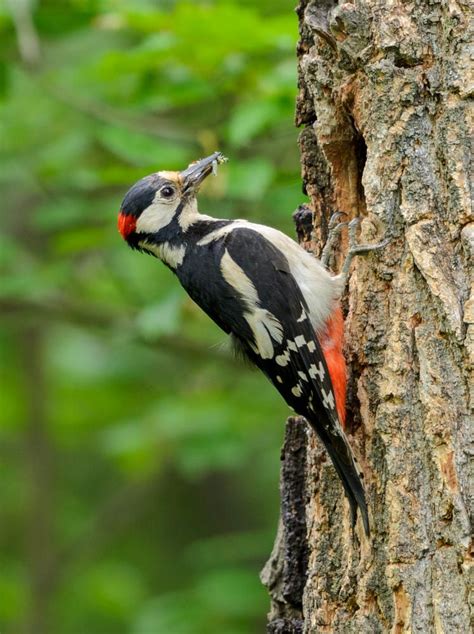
[262,1,472,632]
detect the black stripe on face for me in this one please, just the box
[121,174,164,217]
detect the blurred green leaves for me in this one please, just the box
[132,568,266,634]
[98,124,190,168]
[227,157,275,200]
[0,1,300,632]
[135,292,183,338]
[228,100,283,146]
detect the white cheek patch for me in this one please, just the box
[135,196,181,234]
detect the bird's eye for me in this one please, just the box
[160,185,175,199]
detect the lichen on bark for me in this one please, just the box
[264,1,473,631]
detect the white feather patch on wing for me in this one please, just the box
[259,309,283,343]
[198,221,341,333]
[308,362,325,381]
[276,350,290,366]
[220,249,283,359]
[294,335,306,348]
[321,387,335,410]
[297,306,307,322]
[292,384,303,397]
[220,249,259,305]
[197,220,250,246]
[244,310,275,359]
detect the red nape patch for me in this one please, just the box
[118,211,136,239]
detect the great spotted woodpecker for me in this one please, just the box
[118,152,386,536]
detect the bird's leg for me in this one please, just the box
[320,211,348,268]
[337,218,390,287]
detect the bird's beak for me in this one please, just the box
[180,151,228,193]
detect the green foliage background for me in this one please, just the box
[0,1,302,632]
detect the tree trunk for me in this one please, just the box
[262,1,472,631]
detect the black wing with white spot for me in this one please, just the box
[220,228,369,535]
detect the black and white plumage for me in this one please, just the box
[118,152,369,536]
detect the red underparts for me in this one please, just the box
[319,306,347,427]
[118,211,136,240]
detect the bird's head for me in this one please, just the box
[118,151,227,247]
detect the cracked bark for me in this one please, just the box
[263,1,472,632]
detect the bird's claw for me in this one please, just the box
[339,217,390,285]
[321,212,389,284]
[321,211,348,268]
[328,210,348,230]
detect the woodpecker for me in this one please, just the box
[118,152,386,536]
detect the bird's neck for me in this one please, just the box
[136,205,229,268]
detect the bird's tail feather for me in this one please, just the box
[308,418,370,537]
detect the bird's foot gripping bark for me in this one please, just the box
[320,211,348,268]
[339,217,390,286]
[321,213,389,285]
